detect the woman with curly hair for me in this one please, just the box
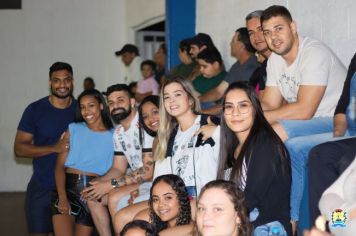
[196,180,252,236]
[149,174,192,235]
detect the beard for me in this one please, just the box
[111,105,132,124]
[50,85,73,99]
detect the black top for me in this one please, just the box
[243,129,292,235]
[334,53,356,115]
[249,59,267,90]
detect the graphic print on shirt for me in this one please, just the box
[277,73,299,103]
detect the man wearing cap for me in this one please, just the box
[115,44,142,84]
[14,62,77,236]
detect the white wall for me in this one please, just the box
[196,0,356,70]
[0,0,165,192]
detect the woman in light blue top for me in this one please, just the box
[52,89,114,236]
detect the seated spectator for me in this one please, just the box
[260,6,347,232]
[244,10,272,98]
[149,174,193,235]
[154,43,166,85]
[52,89,114,236]
[218,82,292,235]
[166,39,196,80]
[308,53,356,225]
[196,180,252,236]
[83,77,95,90]
[135,60,160,102]
[186,33,216,82]
[112,95,160,234]
[319,156,356,236]
[120,220,158,236]
[199,27,260,115]
[193,47,227,109]
[194,47,227,92]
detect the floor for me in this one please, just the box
[0,192,27,236]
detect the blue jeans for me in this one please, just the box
[279,117,334,222]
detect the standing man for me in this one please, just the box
[14,62,77,236]
[260,5,346,231]
[115,44,142,84]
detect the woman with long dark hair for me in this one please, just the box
[52,89,114,236]
[217,82,292,235]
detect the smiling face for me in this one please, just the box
[163,82,193,119]
[246,17,269,54]
[79,95,103,126]
[151,180,180,227]
[262,16,296,56]
[197,188,240,236]
[223,89,254,140]
[107,90,133,123]
[141,101,160,132]
[49,69,73,99]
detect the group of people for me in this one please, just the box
[14,4,355,236]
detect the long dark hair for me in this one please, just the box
[149,174,191,231]
[217,82,289,185]
[138,95,160,138]
[75,89,113,130]
[197,180,252,236]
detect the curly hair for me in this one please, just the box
[197,180,252,236]
[149,174,191,231]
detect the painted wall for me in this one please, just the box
[0,0,164,191]
[196,0,356,70]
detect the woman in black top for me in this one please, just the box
[217,82,292,235]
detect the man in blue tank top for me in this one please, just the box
[14,62,77,236]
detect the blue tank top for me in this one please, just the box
[65,122,114,175]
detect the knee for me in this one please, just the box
[108,190,122,206]
[114,208,131,232]
[272,122,288,142]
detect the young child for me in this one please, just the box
[135,60,159,102]
[193,47,227,96]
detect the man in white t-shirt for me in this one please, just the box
[115,44,142,84]
[260,5,347,232]
[82,84,154,236]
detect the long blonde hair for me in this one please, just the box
[155,77,201,161]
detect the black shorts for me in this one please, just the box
[51,173,96,227]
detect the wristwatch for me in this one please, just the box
[111,178,118,188]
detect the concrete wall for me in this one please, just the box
[196,0,356,70]
[0,0,164,191]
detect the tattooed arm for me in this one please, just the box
[113,151,155,188]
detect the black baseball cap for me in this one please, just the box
[115,44,139,56]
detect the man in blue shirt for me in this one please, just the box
[14,62,77,236]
